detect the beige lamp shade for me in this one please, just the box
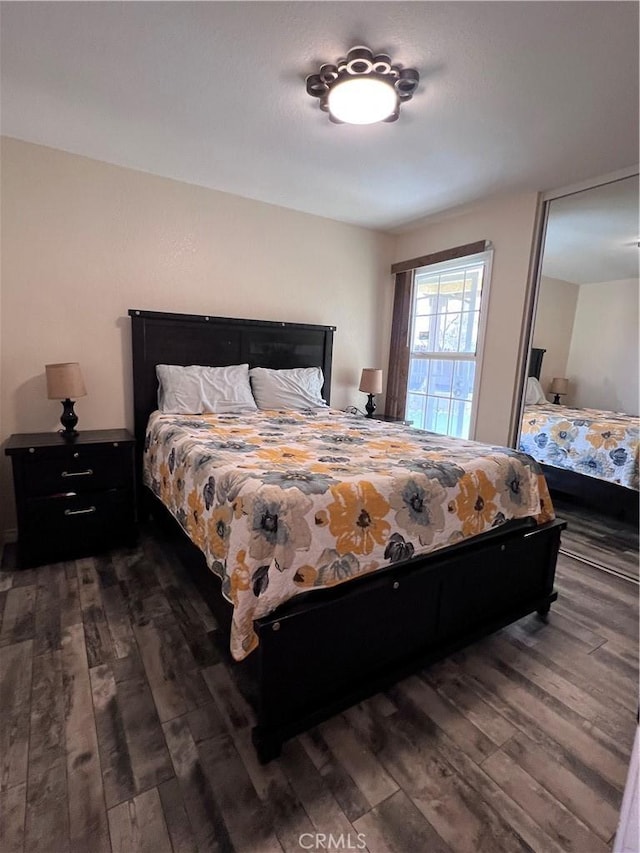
[359,368,383,395]
[549,377,569,395]
[45,363,87,400]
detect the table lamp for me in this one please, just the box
[549,377,569,405]
[359,368,383,418]
[46,362,87,437]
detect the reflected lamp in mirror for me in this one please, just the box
[549,377,569,405]
[45,362,87,437]
[359,368,383,417]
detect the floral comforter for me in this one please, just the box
[520,404,639,490]
[145,409,555,660]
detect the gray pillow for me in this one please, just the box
[156,364,257,413]
[249,366,327,410]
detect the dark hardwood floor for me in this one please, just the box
[0,511,637,853]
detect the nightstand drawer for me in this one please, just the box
[22,446,131,496]
[24,490,135,562]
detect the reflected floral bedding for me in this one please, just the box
[520,403,639,491]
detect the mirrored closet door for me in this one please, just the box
[518,172,639,523]
[532,175,639,414]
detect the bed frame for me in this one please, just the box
[528,348,638,523]
[130,309,564,762]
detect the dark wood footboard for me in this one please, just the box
[250,516,564,761]
[149,491,564,763]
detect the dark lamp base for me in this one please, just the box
[60,398,79,436]
[364,393,376,418]
[552,394,563,405]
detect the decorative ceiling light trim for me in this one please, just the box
[306,45,419,125]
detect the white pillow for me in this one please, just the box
[525,376,547,405]
[249,366,327,410]
[156,364,257,414]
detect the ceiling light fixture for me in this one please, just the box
[306,45,419,125]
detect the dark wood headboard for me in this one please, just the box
[528,347,546,380]
[128,308,336,473]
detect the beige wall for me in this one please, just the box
[566,278,639,414]
[1,138,394,536]
[393,193,540,444]
[1,140,545,544]
[533,276,579,394]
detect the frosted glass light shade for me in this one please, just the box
[46,362,87,399]
[328,77,398,125]
[359,368,383,394]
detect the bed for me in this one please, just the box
[130,309,565,762]
[522,348,639,522]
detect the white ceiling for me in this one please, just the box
[542,175,639,285]
[1,1,638,231]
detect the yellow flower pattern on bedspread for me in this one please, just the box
[144,408,555,660]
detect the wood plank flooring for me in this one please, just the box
[0,511,637,853]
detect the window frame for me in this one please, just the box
[406,248,493,439]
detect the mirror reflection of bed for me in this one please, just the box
[519,174,639,581]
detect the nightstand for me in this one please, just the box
[5,429,137,569]
[371,414,413,425]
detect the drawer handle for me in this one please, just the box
[64,506,96,517]
[61,469,94,478]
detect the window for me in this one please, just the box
[405,250,492,438]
